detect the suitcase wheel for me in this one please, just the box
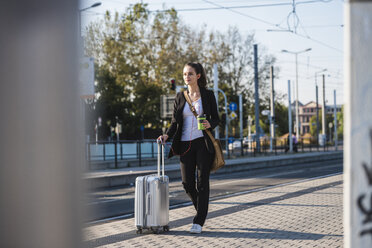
[163,226,169,232]
[151,227,161,234]
[136,228,142,234]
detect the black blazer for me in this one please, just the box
[165,87,220,158]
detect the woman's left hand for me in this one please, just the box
[202,120,211,129]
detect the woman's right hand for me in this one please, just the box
[157,134,168,144]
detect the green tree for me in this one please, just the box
[273,102,289,136]
[83,3,281,139]
[337,106,343,140]
[90,64,134,139]
[309,110,334,138]
[85,3,168,137]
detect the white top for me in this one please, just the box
[181,98,204,141]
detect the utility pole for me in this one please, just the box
[247,116,252,150]
[254,44,260,152]
[213,64,219,139]
[239,94,243,140]
[345,1,372,247]
[321,74,326,145]
[315,69,326,146]
[295,53,299,138]
[248,116,252,137]
[288,80,293,152]
[216,89,229,155]
[270,66,275,152]
[333,90,337,150]
[281,48,311,140]
[316,85,319,144]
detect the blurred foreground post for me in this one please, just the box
[344,0,372,247]
[0,1,83,247]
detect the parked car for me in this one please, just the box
[228,140,242,150]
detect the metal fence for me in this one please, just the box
[223,137,343,159]
[88,140,155,161]
[86,137,343,168]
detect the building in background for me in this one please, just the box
[298,101,342,135]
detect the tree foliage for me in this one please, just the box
[309,110,338,139]
[84,3,284,140]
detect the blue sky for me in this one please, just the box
[80,0,344,106]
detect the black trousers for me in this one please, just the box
[180,137,214,226]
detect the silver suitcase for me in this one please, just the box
[135,143,169,234]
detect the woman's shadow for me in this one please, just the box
[163,227,336,241]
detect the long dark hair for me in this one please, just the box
[185,62,207,88]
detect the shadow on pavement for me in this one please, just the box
[163,228,331,240]
[210,202,340,208]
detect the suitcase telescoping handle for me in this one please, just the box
[157,141,165,177]
[146,192,151,215]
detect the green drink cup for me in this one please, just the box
[197,114,206,130]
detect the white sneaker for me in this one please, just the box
[190,224,202,234]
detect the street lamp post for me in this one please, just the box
[315,69,327,145]
[281,48,312,140]
[78,2,102,37]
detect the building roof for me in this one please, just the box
[291,100,304,107]
[302,101,321,108]
[300,102,343,109]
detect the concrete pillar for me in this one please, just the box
[344,1,372,247]
[0,1,83,247]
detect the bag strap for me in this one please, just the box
[183,91,216,142]
[183,91,198,117]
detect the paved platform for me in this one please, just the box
[83,174,343,247]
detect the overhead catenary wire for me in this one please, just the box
[200,0,284,27]
[299,24,344,28]
[201,0,342,53]
[297,13,312,38]
[276,59,343,73]
[82,1,343,87]
[83,0,343,48]
[150,2,293,12]
[278,76,344,86]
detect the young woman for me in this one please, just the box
[157,62,220,234]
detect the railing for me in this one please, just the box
[86,137,343,168]
[224,137,343,158]
[88,140,156,161]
